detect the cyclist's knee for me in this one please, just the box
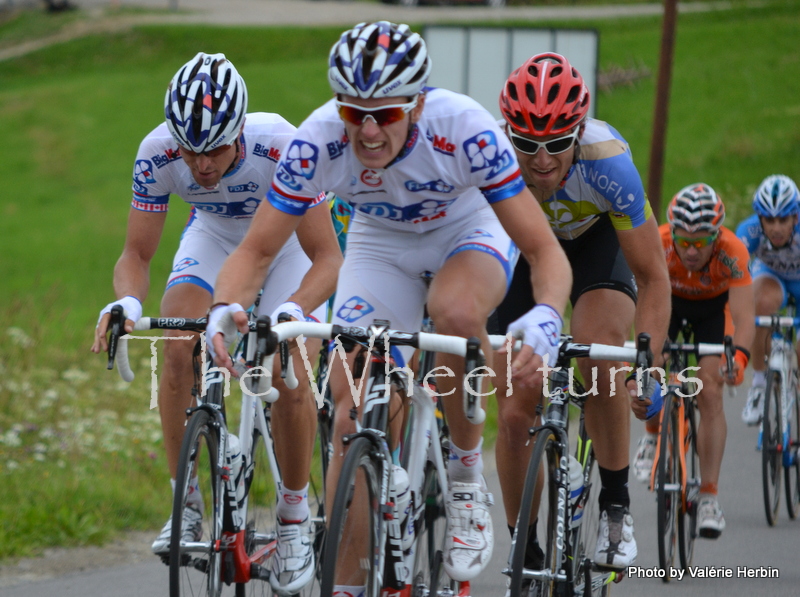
[427,302,485,338]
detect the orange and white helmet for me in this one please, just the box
[667,183,726,234]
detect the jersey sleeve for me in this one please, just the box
[580,123,651,230]
[735,215,761,254]
[131,135,173,213]
[266,120,327,216]
[458,109,525,203]
[721,229,752,287]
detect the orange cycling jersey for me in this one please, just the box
[661,224,752,300]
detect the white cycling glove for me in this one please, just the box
[97,296,142,328]
[506,303,563,368]
[270,301,305,324]
[205,303,245,360]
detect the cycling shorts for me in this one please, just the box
[750,258,800,310]
[668,293,732,347]
[166,211,325,322]
[331,206,519,366]
[489,214,636,335]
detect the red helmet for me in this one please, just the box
[499,53,590,137]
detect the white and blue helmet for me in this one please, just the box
[164,52,247,153]
[753,174,800,218]
[328,22,431,99]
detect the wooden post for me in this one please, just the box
[647,0,679,222]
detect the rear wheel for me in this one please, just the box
[786,380,800,519]
[762,371,782,526]
[320,436,383,597]
[170,409,224,597]
[656,393,678,580]
[678,396,699,570]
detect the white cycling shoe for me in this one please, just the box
[443,480,494,582]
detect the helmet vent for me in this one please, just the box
[531,115,550,133]
[547,83,560,105]
[506,81,518,102]
[524,82,536,105]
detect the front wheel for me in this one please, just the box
[656,393,678,580]
[411,461,449,597]
[762,371,782,526]
[509,428,562,597]
[170,409,224,597]
[678,397,699,569]
[320,436,384,597]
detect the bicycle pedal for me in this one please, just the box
[250,562,271,581]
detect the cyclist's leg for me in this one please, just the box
[745,264,784,424]
[254,239,327,592]
[490,257,542,532]
[153,223,225,556]
[326,223,427,590]
[571,287,638,568]
[691,300,729,537]
[427,212,514,581]
[559,220,639,569]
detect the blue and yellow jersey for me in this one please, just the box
[539,118,652,240]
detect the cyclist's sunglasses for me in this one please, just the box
[508,127,580,156]
[336,97,418,127]
[672,231,718,249]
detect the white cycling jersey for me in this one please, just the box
[266,88,526,230]
[264,88,527,358]
[129,113,325,318]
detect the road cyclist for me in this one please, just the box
[205,21,572,595]
[737,174,800,426]
[90,52,342,594]
[632,183,754,539]
[491,52,671,578]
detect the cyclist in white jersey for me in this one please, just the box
[91,52,341,594]
[736,174,800,425]
[206,22,571,591]
[491,53,671,573]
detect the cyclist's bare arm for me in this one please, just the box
[617,215,671,363]
[491,187,572,386]
[210,202,304,357]
[92,207,167,352]
[726,282,756,382]
[289,199,344,317]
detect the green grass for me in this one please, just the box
[1,0,799,558]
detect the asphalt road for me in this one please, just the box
[4,383,799,596]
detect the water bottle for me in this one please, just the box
[225,433,246,511]
[391,465,413,551]
[568,455,584,529]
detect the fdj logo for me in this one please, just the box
[283,140,319,180]
[464,131,513,178]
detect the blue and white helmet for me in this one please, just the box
[753,175,800,218]
[328,21,431,99]
[164,52,248,153]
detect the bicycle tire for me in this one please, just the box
[678,396,699,568]
[411,461,448,597]
[786,381,800,520]
[762,371,782,526]
[170,408,224,597]
[320,436,384,597]
[656,392,678,580]
[509,428,562,597]
[570,430,611,597]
